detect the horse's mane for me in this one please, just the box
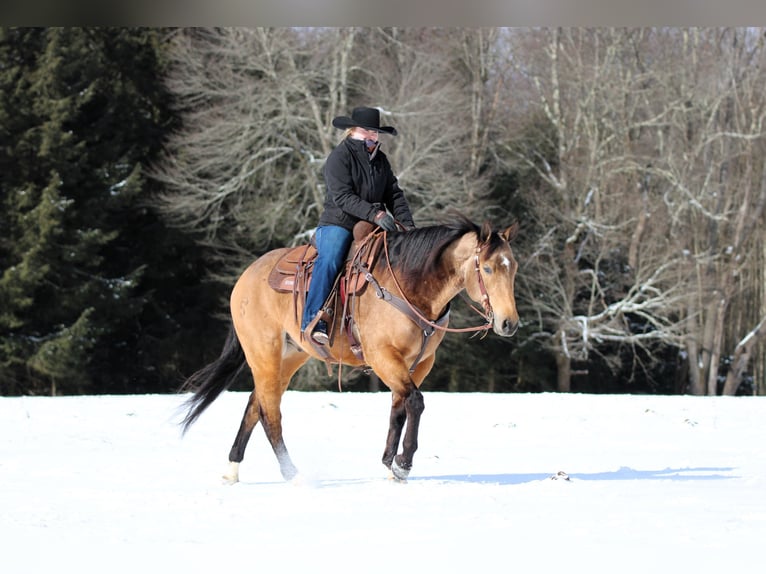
[384,215,480,292]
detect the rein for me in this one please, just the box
[313,226,497,388]
[379,231,495,335]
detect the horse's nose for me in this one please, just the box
[498,318,518,337]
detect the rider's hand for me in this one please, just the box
[374,211,397,232]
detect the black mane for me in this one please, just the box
[384,216,480,291]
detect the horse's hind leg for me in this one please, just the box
[256,382,299,481]
[223,391,260,484]
[222,346,307,483]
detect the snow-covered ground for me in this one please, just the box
[2,390,764,573]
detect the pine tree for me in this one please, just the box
[0,28,215,395]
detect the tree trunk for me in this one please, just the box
[686,337,704,396]
[487,368,496,393]
[628,175,650,270]
[555,338,572,393]
[706,297,728,395]
[685,290,705,395]
[722,315,766,395]
[448,366,459,392]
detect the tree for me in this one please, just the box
[152,27,514,390]
[500,29,689,392]
[648,28,766,395]
[502,28,766,395]
[0,27,214,395]
[153,28,507,276]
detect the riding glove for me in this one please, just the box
[374,211,397,232]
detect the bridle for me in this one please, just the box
[336,228,499,383]
[381,233,495,334]
[471,246,495,325]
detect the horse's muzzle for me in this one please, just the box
[495,317,519,337]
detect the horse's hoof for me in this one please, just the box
[391,457,410,481]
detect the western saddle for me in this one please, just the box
[267,222,384,360]
[266,222,450,377]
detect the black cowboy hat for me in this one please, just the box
[331,106,398,136]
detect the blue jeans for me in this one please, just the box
[301,225,353,331]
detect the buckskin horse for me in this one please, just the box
[179,216,519,483]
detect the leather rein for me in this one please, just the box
[372,229,495,337]
[337,228,495,385]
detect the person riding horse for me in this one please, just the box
[179,109,521,484]
[301,106,415,345]
[181,215,520,483]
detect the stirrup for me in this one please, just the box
[303,313,331,348]
[311,329,330,346]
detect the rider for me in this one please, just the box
[301,106,416,345]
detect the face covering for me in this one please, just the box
[365,139,379,154]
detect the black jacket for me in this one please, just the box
[319,137,415,231]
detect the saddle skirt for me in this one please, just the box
[267,243,317,293]
[267,226,385,299]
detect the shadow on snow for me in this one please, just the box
[409,466,738,485]
[237,466,737,487]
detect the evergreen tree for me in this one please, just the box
[0,27,220,395]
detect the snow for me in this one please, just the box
[2,390,765,573]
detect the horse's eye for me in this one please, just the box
[482,265,492,274]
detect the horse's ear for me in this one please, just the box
[500,222,519,243]
[480,221,493,244]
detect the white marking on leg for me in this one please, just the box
[391,457,410,481]
[222,461,240,484]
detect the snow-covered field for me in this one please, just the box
[2,390,765,573]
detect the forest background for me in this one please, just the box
[2,27,765,397]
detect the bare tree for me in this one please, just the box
[151,27,509,389]
[505,27,766,394]
[152,28,506,282]
[151,28,356,279]
[650,28,766,395]
[349,28,504,219]
[505,28,694,391]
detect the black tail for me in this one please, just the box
[179,322,247,434]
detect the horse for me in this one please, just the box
[179,216,520,483]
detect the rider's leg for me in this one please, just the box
[301,225,353,337]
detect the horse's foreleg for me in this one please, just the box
[224,391,260,484]
[382,394,407,470]
[381,384,425,480]
[379,353,435,479]
[391,386,425,480]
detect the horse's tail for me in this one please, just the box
[179,321,246,434]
